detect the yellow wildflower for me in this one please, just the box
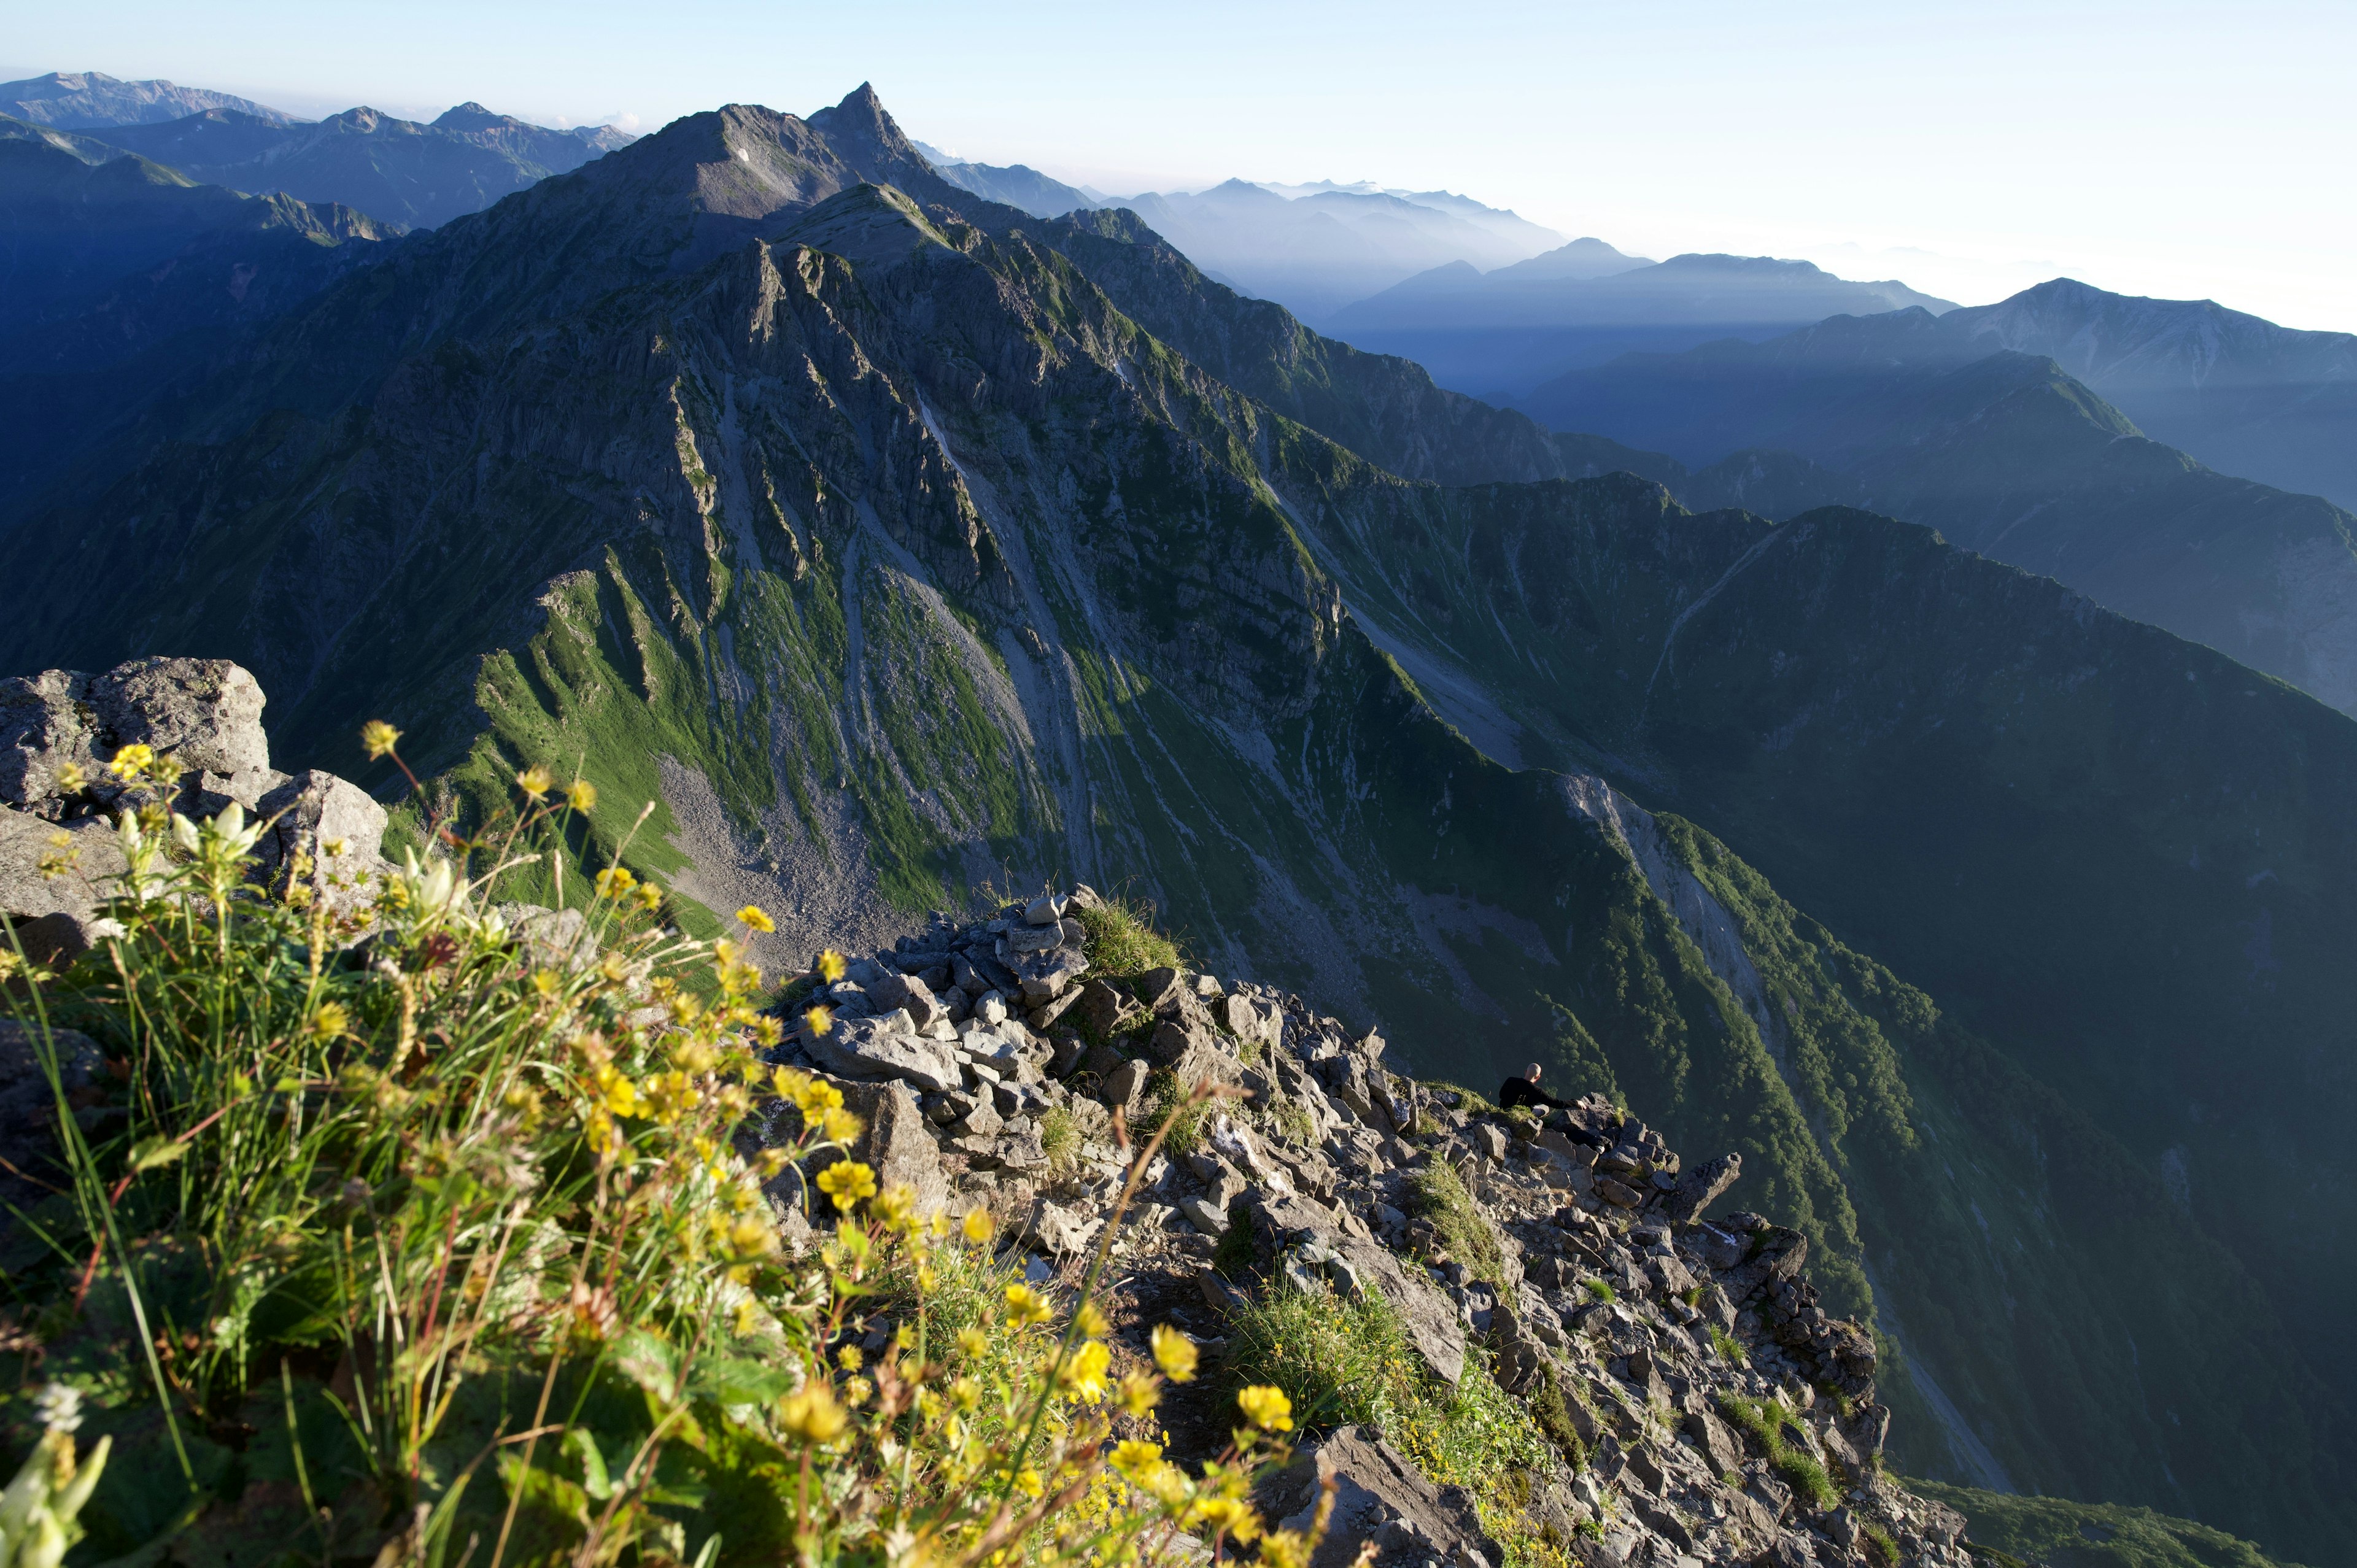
[359,721,401,760]
[595,865,637,898]
[838,1344,864,1372]
[1118,1371,1161,1418]
[1260,1531,1314,1568]
[1110,1439,1163,1480]
[1236,1385,1293,1432]
[962,1206,994,1245]
[594,1065,640,1118]
[634,881,664,912]
[1060,1339,1112,1402]
[727,1215,778,1260]
[515,764,552,798]
[52,760,86,794]
[816,948,847,983]
[805,1004,835,1038]
[794,1075,846,1112]
[957,1327,988,1359]
[1003,1283,1052,1328]
[1190,1496,1263,1544]
[309,1001,350,1042]
[1151,1324,1198,1383]
[820,1105,862,1144]
[737,904,776,933]
[566,779,598,812]
[779,1383,847,1445]
[106,743,156,780]
[816,1160,878,1211]
[873,1183,917,1230]
[1076,1301,1110,1338]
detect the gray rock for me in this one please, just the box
[869,970,945,1030]
[821,1079,950,1218]
[255,770,389,896]
[1658,1151,1743,1225]
[954,1098,1006,1138]
[803,1010,962,1095]
[0,805,126,931]
[1024,893,1067,925]
[1021,1196,1101,1256]
[1013,946,1088,1003]
[1254,1426,1501,1568]
[1075,979,1140,1038]
[1006,920,1062,954]
[1101,1058,1151,1118]
[0,1019,103,1235]
[1178,1195,1229,1234]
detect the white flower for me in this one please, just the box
[33,1381,83,1434]
[84,918,127,941]
[399,848,466,919]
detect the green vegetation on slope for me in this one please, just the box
[1910,1481,2302,1568]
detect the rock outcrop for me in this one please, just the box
[763,892,1976,1568]
[0,657,395,960]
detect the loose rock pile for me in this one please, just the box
[768,892,1975,1568]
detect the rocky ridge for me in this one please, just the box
[764,890,1973,1568]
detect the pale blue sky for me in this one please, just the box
[10,1,2353,326]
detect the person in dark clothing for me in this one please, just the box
[1499,1062,1575,1113]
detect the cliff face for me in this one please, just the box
[1,90,2352,1560]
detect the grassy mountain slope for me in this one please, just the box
[1913,1481,2299,1568]
[2,90,2353,1562]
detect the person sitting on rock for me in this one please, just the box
[1499,1062,1575,1114]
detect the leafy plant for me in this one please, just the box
[0,738,1319,1567]
[1717,1394,1840,1511]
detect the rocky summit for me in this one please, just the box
[756,882,1972,1568]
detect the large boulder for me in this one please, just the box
[2,659,275,818]
[826,1079,951,1219]
[802,1010,962,1095]
[1255,1426,1500,1568]
[0,806,129,962]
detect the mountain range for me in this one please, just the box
[1326,250,1957,398]
[0,68,301,128]
[4,80,2357,1564]
[77,101,635,230]
[1512,306,2357,715]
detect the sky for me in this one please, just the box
[9,0,2355,327]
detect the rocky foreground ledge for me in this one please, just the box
[3,658,1969,1568]
[769,898,1970,1568]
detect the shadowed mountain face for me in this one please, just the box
[0,69,300,129]
[3,87,2356,1562]
[0,113,396,517]
[85,101,635,231]
[1324,252,1955,398]
[1514,314,2357,717]
[1524,279,2357,509]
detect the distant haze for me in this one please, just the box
[5,0,2353,328]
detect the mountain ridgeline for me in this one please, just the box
[2,85,2354,1563]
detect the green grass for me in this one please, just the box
[1140,1067,1210,1156]
[1039,1103,1080,1169]
[1585,1279,1616,1303]
[1072,895,1184,979]
[1906,1481,2301,1568]
[1719,1394,1840,1511]
[1223,1284,1563,1568]
[1404,1161,1507,1283]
